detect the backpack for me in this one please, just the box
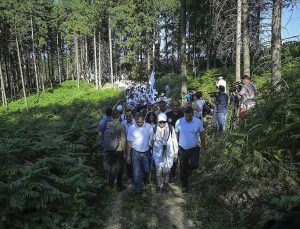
[202,101,212,117]
[103,121,119,151]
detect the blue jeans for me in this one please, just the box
[131,148,150,193]
[217,112,227,133]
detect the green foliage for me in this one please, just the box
[185,58,300,228]
[156,73,181,99]
[188,67,234,101]
[0,81,122,227]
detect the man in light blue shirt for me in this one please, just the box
[175,106,206,192]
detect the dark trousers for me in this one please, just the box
[105,151,125,188]
[179,146,200,188]
[170,159,178,178]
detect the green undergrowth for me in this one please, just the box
[185,58,300,228]
[0,80,122,228]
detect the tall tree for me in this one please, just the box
[236,0,242,82]
[242,0,251,77]
[180,0,187,97]
[94,29,98,89]
[16,35,28,110]
[271,0,282,84]
[0,60,7,108]
[108,15,114,85]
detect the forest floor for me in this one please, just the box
[103,179,197,229]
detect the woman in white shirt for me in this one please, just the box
[152,113,178,195]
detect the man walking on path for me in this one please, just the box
[127,112,154,193]
[237,75,257,126]
[98,107,113,152]
[122,108,135,181]
[104,109,127,191]
[175,106,206,192]
[166,100,183,180]
[215,85,228,132]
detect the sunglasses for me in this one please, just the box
[159,121,167,124]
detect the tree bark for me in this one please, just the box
[56,33,62,84]
[85,37,88,78]
[98,33,102,88]
[271,0,282,85]
[94,29,98,89]
[242,0,251,77]
[0,61,8,108]
[75,35,80,90]
[30,13,39,92]
[235,0,242,82]
[16,36,28,110]
[180,0,187,98]
[109,15,114,86]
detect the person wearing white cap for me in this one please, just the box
[116,104,126,122]
[152,113,178,196]
[216,76,227,92]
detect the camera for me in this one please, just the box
[230,82,243,93]
[209,92,219,98]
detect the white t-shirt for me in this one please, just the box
[196,99,205,113]
[175,117,205,149]
[127,122,153,152]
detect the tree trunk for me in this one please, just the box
[41,52,45,91]
[180,0,187,99]
[235,0,242,82]
[242,0,251,77]
[108,15,114,86]
[94,29,98,89]
[75,35,80,90]
[147,49,151,74]
[66,56,69,80]
[85,37,88,78]
[0,61,8,108]
[30,14,39,92]
[98,33,102,88]
[16,36,28,110]
[165,18,169,65]
[56,33,62,84]
[271,0,282,85]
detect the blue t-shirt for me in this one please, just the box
[215,93,228,113]
[98,116,113,135]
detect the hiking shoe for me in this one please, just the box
[117,185,127,192]
[156,187,163,196]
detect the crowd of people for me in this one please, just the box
[98,75,257,195]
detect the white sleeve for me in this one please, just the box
[175,119,180,133]
[171,127,179,157]
[149,125,154,144]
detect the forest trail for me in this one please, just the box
[104,182,196,229]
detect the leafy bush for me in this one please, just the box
[185,58,300,228]
[156,73,182,99]
[0,81,122,228]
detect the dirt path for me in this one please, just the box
[104,183,196,229]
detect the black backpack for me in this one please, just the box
[202,101,212,117]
